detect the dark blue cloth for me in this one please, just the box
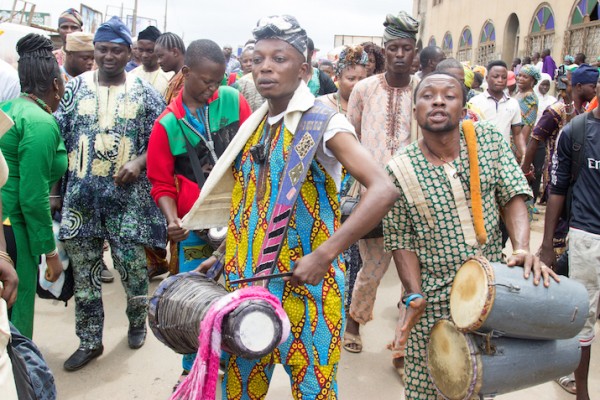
[551,113,600,235]
[571,64,599,86]
[94,16,132,46]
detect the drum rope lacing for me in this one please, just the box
[155,276,228,354]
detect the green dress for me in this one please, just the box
[0,97,68,338]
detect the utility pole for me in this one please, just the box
[132,0,138,37]
[164,0,167,32]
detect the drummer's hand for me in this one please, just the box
[286,252,329,286]
[538,243,556,269]
[398,297,426,347]
[194,256,217,274]
[167,218,189,243]
[508,251,559,287]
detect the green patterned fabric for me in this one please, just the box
[383,121,531,399]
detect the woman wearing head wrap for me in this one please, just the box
[317,45,368,344]
[564,55,575,66]
[534,73,556,124]
[0,34,67,338]
[318,45,368,115]
[516,64,540,140]
[515,64,540,216]
[53,8,84,66]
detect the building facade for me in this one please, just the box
[413,0,600,67]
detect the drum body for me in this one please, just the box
[149,272,284,359]
[428,320,581,400]
[450,257,588,339]
[149,272,228,354]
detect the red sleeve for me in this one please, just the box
[147,119,177,204]
[238,93,252,124]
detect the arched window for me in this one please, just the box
[457,27,472,63]
[442,32,453,57]
[477,20,496,66]
[428,36,437,47]
[567,0,600,58]
[527,4,555,56]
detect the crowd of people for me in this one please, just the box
[0,6,598,400]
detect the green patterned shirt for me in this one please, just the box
[383,120,531,300]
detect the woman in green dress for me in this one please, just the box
[0,33,68,338]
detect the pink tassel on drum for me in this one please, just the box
[170,286,290,400]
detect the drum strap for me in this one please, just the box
[388,154,435,233]
[254,102,335,278]
[388,154,478,246]
[442,163,478,247]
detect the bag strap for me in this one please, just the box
[179,121,207,190]
[253,102,336,278]
[569,112,588,185]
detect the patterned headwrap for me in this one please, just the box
[473,65,486,78]
[65,32,94,52]
[463,66,474,89]
[253,15,307,59]
[94,16,133,46]
[138,25,161,42]
[564,55,575,64]
[59,8,83,28]
[335,45,368,76]
[383,11,419,43]
[520,64,541,84]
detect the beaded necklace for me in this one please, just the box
[20,92,52,114]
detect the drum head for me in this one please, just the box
[450,258,493,331]
[222,300,283,359]
[428,320,481,400]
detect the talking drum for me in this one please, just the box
[450,257,588,340]
[149,272,285,359]
[428,319,581,400]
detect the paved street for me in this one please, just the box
[33,211,599,399]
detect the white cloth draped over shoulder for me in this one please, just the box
[182,81,317,230]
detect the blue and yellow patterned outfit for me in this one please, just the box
[221,85,353,399]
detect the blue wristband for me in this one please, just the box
[404,293,424,308]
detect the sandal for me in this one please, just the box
[343,332,362,353]
[392,357,405,386]
[172,370,189,392]
[555,375,576,395]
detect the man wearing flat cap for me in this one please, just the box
[186,14,398,399]
[540,64,600,400]
[62,31,95,82]
[55,16,167,371]
[131,25,174,98]
[53,8,84,66]
[345,10,419,373]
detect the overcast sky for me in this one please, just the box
[2,0,413,54]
